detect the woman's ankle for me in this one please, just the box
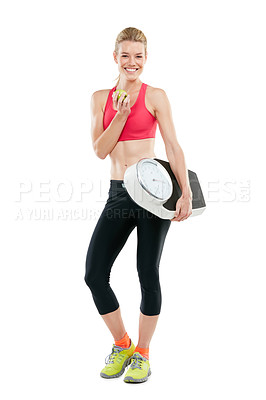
[114,332,131,348]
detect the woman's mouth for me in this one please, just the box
[124,68,139,73]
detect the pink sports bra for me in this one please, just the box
[103,82,158,141]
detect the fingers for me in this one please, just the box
[171,210,192,222]
[174,206,181,220]
[171,210,181,222]
[112,92,130,111]
[118,93,130,110]
[112,91,119,109]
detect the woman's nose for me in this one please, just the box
[129,57,136,65]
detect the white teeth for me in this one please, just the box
[125,68,137,72]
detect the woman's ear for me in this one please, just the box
[113,51,118,64]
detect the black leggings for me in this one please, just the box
[84,179,171,316]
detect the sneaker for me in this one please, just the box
[100,339,135,379]
[123,352,151,383]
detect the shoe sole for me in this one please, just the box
[123,368,152,383]
[100,357,132,379]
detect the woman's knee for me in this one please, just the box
[84,268,96,289]
[84,270,108,295]
[84,245,100,289]
[83,268,90,285]
[84,258,101,290]
[140,286,162,315]
[137,266,161,314]
[84,256,110,294]
[137,264,160,289]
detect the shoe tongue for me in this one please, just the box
[113,344,123,351]
[134,352,146,360]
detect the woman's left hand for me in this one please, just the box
[170,195,193,222]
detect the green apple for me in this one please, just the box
[114,89,128,102]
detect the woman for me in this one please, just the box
[85,27,192,383]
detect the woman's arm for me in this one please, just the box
[154,88,192,221]
[90,90,130,159]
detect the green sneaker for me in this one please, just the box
[100,340,135,379]
[123,352,151,383]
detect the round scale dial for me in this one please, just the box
[137,159,172,200]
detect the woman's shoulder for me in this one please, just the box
[145,84,168,109]
[146,84,166,95]
[91,88,114,112]
[91,88,114,100]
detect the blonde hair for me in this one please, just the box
[113,27,147,86]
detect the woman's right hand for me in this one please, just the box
[112,91,131,118]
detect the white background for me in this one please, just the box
[1,0,266,399]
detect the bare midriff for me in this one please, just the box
[109,138,157,180]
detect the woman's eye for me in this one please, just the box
[121,55,142,58]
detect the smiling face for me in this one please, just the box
[113,40,147,82]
